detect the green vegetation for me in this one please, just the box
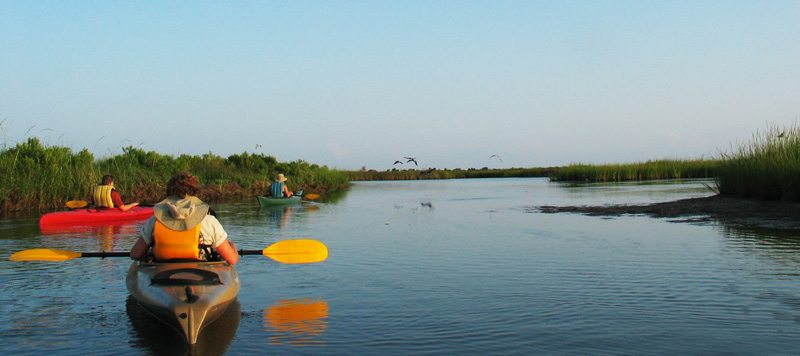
[0,137,349,212]
[716,125,800,200]
[548,159,719,182]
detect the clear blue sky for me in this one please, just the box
[2,1,798,170]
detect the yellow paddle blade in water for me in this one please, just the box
[10,248,82,262]
[262,239,328,264]
[303,194,320,200]
[66,200,88,209]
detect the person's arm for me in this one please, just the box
[120,202,140,212]
[111,190,139,212]
[130,238,149,260]
[215,240,239,265]
[132,217,155,259]
[283,184,293,197]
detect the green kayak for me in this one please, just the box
[256,195,301,207]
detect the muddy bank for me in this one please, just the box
[535,195,800,231]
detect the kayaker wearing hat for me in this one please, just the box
[130,172,239,265]
[269,173,294,198]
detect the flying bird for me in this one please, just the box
[255,144,263,149]
[777,131,786,138]
[488,154,503,162]
[393,160,403,165]
[404,157,418,166]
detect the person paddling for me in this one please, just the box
[269,173,294,198]
[130,172,239,265]
[92,174,139,211]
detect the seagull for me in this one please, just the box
[393,160,403,165]
[404,157,418,166]
[488,154,503,162]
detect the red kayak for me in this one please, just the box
[39,206,154,227]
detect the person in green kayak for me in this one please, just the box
[92,174,140,211]
[130,171,239,265]
[269,173,294,198]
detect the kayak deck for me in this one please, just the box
[39,206,154,226]
[126,260,240,344]
[256,195,301,207]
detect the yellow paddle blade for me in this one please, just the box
[263,239,328,264]
[66,200,88,209]
[10,248,82,262]
[304,194,320,200]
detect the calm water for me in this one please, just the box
[3,178,800,355]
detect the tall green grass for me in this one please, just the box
[0,138,349,212]
[549,159,719,182]
[716,124,800,200]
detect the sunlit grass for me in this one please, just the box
[548,159,719,182]
[716,124,800,200]
[0,138,349,211]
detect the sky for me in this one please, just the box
[1,1,799,170]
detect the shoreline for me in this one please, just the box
[535,195,800,231]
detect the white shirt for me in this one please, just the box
[140,215,229,248]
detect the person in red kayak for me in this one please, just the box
[92,174,139,211]
[130,171,239,265]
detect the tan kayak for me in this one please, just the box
[126,260,240,345]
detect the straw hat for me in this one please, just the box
[153,196,209,231]
[276,173,288,182]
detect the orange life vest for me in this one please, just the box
[152,220,201,261]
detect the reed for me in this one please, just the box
[715,124,800,200]
[0,139,349,212]
[549,159,719,182]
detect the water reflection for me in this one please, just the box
[126,296,240,356]
[265,206,293,233]
[263,298,328,346]
[39,221,141,252]
[721,224,800,264]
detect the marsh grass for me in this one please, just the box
[0,139,349,212]
[549,159,719,182]
[716,124,800,200]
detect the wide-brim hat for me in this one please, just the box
[276,173,288,182]
[154,195,209,231]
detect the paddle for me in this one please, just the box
[293,189,320,201]
[66,200,89,209]
[64,200,155,209]
[10,239,328,264]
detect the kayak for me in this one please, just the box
[127,296,241,353]
[126,260,240,345]
[39,206,154,227]
[256,195,301,207]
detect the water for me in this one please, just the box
[3,178,800,355]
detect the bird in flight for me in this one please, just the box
[393,160,403,165]
[404,157,418,166]
[255,144,263,149]
[488,154,503,162]
[777,131,786,138]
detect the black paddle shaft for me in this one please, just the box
[81,251,131,258]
